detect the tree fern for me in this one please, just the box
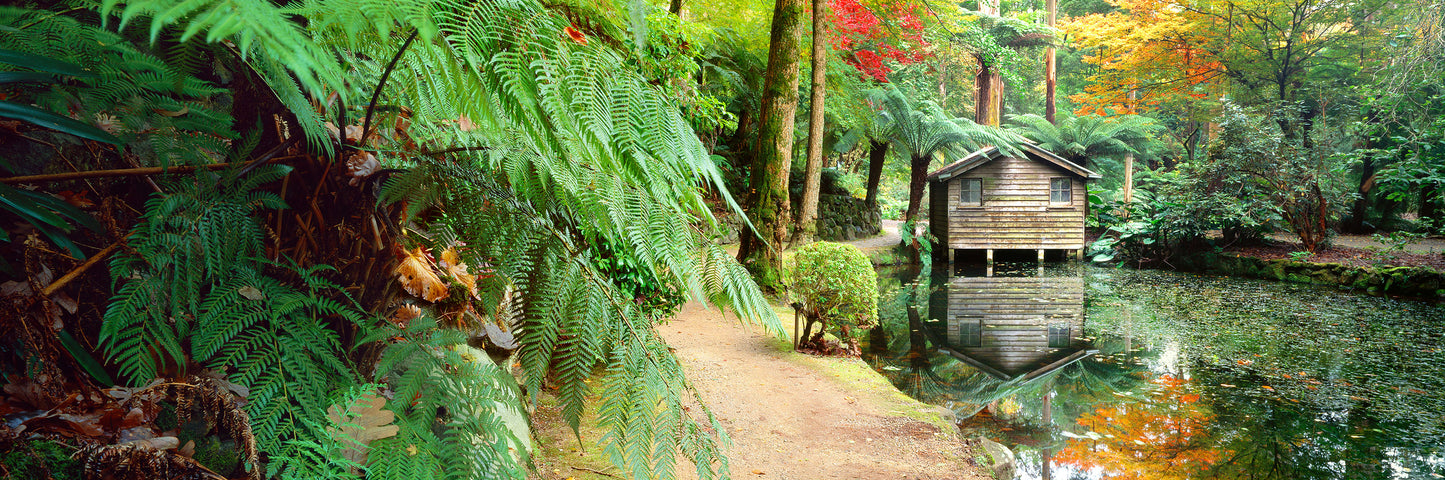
[101,165,370,475]
[367,317,531,480]
[84,0,784,477]
[1006,112,1163,167]
[0,8,238,168]
[379,158,763,479]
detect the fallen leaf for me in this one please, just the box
[456,115,476,132]
[395,248,448,302]
[122,435,179,450]
[197,369,250,399]
[345,151,379,186]
[564,26,589,45]
[0,280,28,296]
[328,390,400,465]
[238,286,265,301]
[389,304,422,327]
[438,248,478,299]
[55,190,95,209]
[51,292,78,313]
[153,106,189,117]
[343,125,365,144]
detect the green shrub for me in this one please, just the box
[789,242,878,354]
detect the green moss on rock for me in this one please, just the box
[1174,251,1445,300]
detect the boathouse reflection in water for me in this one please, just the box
[926,264,1093,480]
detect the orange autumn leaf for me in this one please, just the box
[564,26,587,45]
[395,247,449,302]
[439,247,479,299]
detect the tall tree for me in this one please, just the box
[1044,0,1057,123]
[794,0,828,246]
[974,0,1003,127]
[739,0,807,292]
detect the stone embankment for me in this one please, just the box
[1175,252,1445,299]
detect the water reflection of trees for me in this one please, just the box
[870,266,1445,479]
[1081,268,1445,479]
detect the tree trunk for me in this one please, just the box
[669,0,682,15]
[738,0,805,293]
[903,154,930,224]
[1344,156,1376,233]
[1041,381,1054,480]
[1421,182,1440,227]
[794,0,827,247]
[1122,90,1137,205]
[974,0,1002,127]
[1044,0,1057,124]
[1123,154,1134,204]
[974,62,1002,127]
[864,140,888,209]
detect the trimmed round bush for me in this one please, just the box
[789,242,878,354]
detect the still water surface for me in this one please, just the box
[862,263,1445,479]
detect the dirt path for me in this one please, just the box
[658,303,985,480]
[1269,232,1445,254]
[847,220,904,250]
[531,300,988,480]
[531,222,987,480]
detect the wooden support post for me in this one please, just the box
[1037,249,1045,263]
[986,249,994,265]
[1076,248,1084,261]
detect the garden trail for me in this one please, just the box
[654,301,987,480]
[847,219,903,250]
[1268,232,1445,254]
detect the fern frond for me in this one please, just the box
[371,317,530,480]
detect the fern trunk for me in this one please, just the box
[739,0,806,293]
[864,140,888,209]
[794,0,827,247]
[903,154,930,225]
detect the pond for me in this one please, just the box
[862,262,1445,480]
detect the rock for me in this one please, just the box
[977,437,1015,480]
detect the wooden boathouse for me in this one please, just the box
[926,143,1100,263]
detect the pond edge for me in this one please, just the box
[1168,251,1445,300]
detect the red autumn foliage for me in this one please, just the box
[827,0,931,82]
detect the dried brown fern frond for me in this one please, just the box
[76,443,225,480]
[146,376,261,480]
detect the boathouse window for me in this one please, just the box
[960,178,982,206]
[1050,178,1071,203]
[959,319,982,347]
[1047,323,1071,348]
